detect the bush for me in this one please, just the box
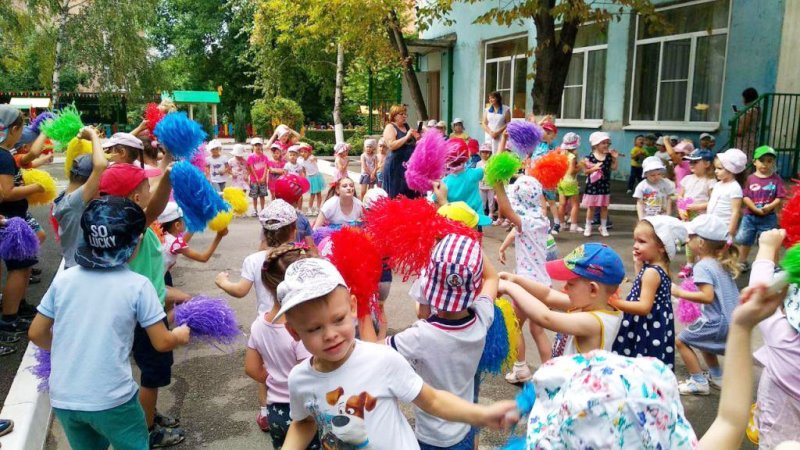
[251,97,304,136]
[304,138,334,156]
[304,129,358,144]
[233,105,248,143]
[194,104,213,136]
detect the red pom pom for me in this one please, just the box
[329,228,382,319]
[144,103,166,135]
[780,180,800,248]
[529,151,569,190]
[363,197,481,280]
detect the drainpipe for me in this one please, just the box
[447,49,454,135]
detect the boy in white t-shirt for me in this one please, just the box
[634,156,676,219]
[205,139,228,191]
[277,258,516,449]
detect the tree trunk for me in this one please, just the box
[51,2,70,107]
[387,9,427,121]
[530,4,579,117]
[333,43,345,144]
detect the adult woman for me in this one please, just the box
[735,87,761,157]
[482,91,511,154]
[382,105,420,199]
[313,177,364,228]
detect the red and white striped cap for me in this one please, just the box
[424,234,483,312]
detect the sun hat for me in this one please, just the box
[673,141,694,154]
[655,136,665,146]
[642,156,666,174]
[275,258,348,319]
[157,202,183,223]
[545,243,625,285]
[286,144,300,154]
[258,199,298,230]
[436,121,446,129]
[717,148,747,174]
[478,143,492,153]
[588,131,610,147]
[509,175,544,217]
[560,132,580,150]
[230,144,247,157]
[206,139,223,152]
[75,196,147,270]
[362,187,388,209]
[363,138,377,148]
[334,142,351,155]
[525,350,697,448]
[99,163,162,197]
[452,118,464,125]
[273,174,310,205]
[642,215,688,259]
[0,105,21,145]
[270,142,282,151]
[541,122,558,134]
[276,124,291,138]
[102,132,144,151]
[70,154,94,178]
[426,119,438,128]
[424,233,484,312]
[754,145,777,160]
[699,132,715,141]
[250,137,264,146]
[686,214,729,241]
[437,201,481,229]
[683,149,714,162]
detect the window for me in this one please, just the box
[629,0,729,125]
[484,36,528,119]
[560,23,608,121]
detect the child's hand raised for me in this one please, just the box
[734,283,787,329]
[498,247,507,265]
[217,228,229,238]
[758,228,785,251]
[498,271,515,282]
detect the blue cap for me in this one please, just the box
[683,149,714,162]
[545,243,625,285]
[70,154,93,178]
[75,196,146,270]
[13,126,39,150]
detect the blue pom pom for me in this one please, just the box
[0,217,39,260]
[501,436,529,450]
[153,112,207,159]
[478,303,510,376]
[516,381,536,415]
[170,161,230,232]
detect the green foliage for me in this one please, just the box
[304,129,358,144]
[233,105,248,143]
[194,104,213,136]
[251,97,305,136]
[304,138,335,156]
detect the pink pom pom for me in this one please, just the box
[677,197,694,212]
[405,130,449,193]
[191,143,207,171]
[676,278,702,325]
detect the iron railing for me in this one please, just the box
[728,93,800,178]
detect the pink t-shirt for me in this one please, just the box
[247,153,269,184]
[247,315,311,404]
[266,159,285,191]
[674,160,691,185]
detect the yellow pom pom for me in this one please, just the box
[64,138,92,178]
[21,169,57,206]
[208,211,233,232]
[222,187,248,216]
[496,297,521,373]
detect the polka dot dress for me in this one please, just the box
[611,265,675,370]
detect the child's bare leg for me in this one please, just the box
[585,206,594,225]
[569,196,580,224]
[702,351,720,371]
[738,245,752,264]
[558,193,567,222]
[677,338,702,373]
[548,199,559,223]
[258,383,267,408]
[528,321,551,365]
[252,196,259,212]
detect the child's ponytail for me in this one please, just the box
[261,243,310,295]
[703,238,740,278]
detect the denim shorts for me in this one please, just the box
[735,213,778,246]
[419,427,476,450]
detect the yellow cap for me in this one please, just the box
[437,201,479,228]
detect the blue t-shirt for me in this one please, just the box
[442,167,490,225]
[295,212,312,243]
[531,141,554,161]
[679,258,739,354]
[38,265,166,411]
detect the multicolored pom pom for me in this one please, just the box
[21,169,57,205]
[174,296,241,347]
[153,112,207,160]
[484,152,522,186]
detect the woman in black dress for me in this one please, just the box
[381,105,420,199]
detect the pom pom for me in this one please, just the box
[780,243,800,284]
[780,181,800,248]
[484,152,522,186]
[0,217,39,260]
[208,210,232,232]
[498,297,520,373]
[29,112,55,134]
[329,228,382,319]
[191,142,207,171]
[363,197,481,280]
[170,161,230,232]
[153,112,207,159]
[498,382,537,449]
[529,151,569,190]
[40,104,83,151]
[64,137,93,178]
[174,296,241,346]
[676,278,702,325]
[144,103,166,135]
[478,302,509,376]
[21,169,57,205]
[222,187,249,216]
[677,197,694,212]
[312,225,340,246]
[29,347,51,392]
[404,130,449,193]
[506,121,544,157]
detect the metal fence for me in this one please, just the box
[728,93,800,178]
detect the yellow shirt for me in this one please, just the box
[449,132,470,141]
[630,146,645,167]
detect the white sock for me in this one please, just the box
[601,218,607,227]
[260,406,268,416]
[554,218,561,225]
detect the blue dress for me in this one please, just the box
[611,265,675,369]
[383,123,418,199]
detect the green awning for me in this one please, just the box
[171,91,220,104]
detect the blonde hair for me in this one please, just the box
[697,237,740,279]
[388,105,407,123]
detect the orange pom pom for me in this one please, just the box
[530,151,569,190]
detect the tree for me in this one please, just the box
[251,97,305,136]
[418,0,661,115]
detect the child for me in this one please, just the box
[493,175,554,382]
[247,138,270,216]
[432,141,492,228]
[267,144,286,200]
[272,175,315,249]
[157,202,227,286]
[633,157,675,219]
[283,145,305,177]
[28,196,191,450]
[643,133,658,157]
[53,127,108,269]
[313,177,365,228]
[376,139,387,189]
[736,145,785,272]
[359,139,378,200]
[333,142,350,182]
[582,131,618,237]
[268,125,300,155]
[298,143,324,215]
[228,144,249,192]
[205,139,228,191]
[708,148,746,242]
[244,244,320,448]
[627,134,645,194]
[611,215,686,369]
[387,234,497,449]
[670,214,740,395]
[449,118,469,141]
[677,149,716,278]
[556,132,582,233]
[499,242,625,357]
[276,258,517,448]
[475,143,494,220]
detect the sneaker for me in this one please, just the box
[705,372,723,390]
[0,334,20,345]
[678,378,710,396]
[154,412,180,428]
[569,224,583,233]
[583,225,592,237]
[256,412,270,432]
[149,425,185,448]
[0,419,13,437]
[550,223,560,235]
[0,318,31,335]
[250,211,258,217]
[16,301,37,319]
[599,226,610,237]
[0,345,14,357]
[31,268,42,276]
[739,262,751,272]
[504,363,532,384]
[28,275,41,285]
[678,265,693,279]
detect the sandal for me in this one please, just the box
[0,346,15,357]
[154,412,180,428]
[149,425,184,448]
[0,334,20,344]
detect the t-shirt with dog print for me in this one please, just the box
[288,340,423,449]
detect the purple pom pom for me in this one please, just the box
[29,347,51,392]
[507,121,544,157]
[677,278,702,325]
[153,112,207,160]
[29,112,55,134]
[0,217,39,260]
[174,296,241,346]
[312,225,340,246]
[404,130,449,192]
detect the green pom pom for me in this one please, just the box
[484,152,522,185]
[41,104,83,151]
[780,244,800,285]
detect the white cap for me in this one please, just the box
[642,215,687,259]
[588,131,611,147]
[561,132,581,150]
[258,199,297,230]
[642,156,666,174]
[673,141,694,154]
[655,136,665,146]
[250,137,264,146]
[275,258,348,319]
[207,139,223,151]
[452,118,464,125]
[717,148,747,174]
[436,121,446,128]
[276,124,291,138]
[102,132,144,150]
[363,138,377,148]
[287,144,301,154]
[158,202,182,223]
[426,119,438,128]
[334,142,351,155]
[363,187,388,209]
[231,144,247,157]
[686,214,729,241]
[699,133,715,141]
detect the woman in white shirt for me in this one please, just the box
[481,91,511,154]
[313,177,364,228]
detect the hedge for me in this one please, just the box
[304,129,357,144]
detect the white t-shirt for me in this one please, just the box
[320,197,364,225]
[680,175,716,203]
[298,156,320,176]
[707,180,743,223]
[241,251,275,315]
[206,155,228,183]
[247,315,311,404]
[633,178,676,217]
[289,341,424,450]
[162,233,188,274]
[387,295,494,446]
[517,215,552,285]
[284,161,304,176]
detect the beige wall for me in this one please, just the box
[776,0,800,93]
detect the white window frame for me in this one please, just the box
[482,34,528,121]
[557,42,607,128]
[627,0,731,131]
